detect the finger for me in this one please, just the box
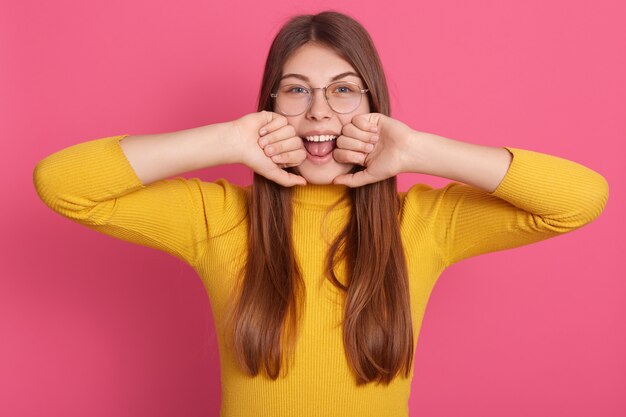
[333,148,367,165]
[333,170,379,188]
[263,135,304,157]
[270,148,307,167]
[341,124,379,145]
[352,113,382,133]
[259,113,288,137]
[263,165,307,187]
[258,123,296,147]
[336,135,376,153]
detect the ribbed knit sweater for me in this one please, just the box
[33,135,608,417]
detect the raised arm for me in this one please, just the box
[33,112,307,265]
[402,133,609,265]
[328,112,608,265]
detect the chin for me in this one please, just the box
[303,175,335,185]
[294,161,354,185]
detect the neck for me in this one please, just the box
[292,183,351,209]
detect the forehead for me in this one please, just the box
[281,42,361,84]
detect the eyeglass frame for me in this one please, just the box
[270,80,369,116]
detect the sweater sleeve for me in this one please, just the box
[33,135,248,267]
[403,147,609,266]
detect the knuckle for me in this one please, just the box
[261,132,274,144]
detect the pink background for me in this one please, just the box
[1,0,624,416]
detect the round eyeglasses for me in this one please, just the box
[270,81,369,117]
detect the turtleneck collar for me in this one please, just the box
[292,183,351,210]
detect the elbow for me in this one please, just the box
[547,172,609,232]
[33,157,98,222]
[33,157,58,211]
[582,172,609,224]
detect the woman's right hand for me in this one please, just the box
[230,111,307,187]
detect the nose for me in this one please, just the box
[306,88,332,120]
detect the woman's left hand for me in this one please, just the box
[332,113,414,187]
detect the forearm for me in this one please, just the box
[120,121,238,184]
[403,131,512,192]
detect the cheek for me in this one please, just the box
[341,102,371,125]
[284,115,302,129]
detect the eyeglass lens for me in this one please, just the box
[274,82,364,116]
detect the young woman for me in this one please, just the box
[34,10,608,417]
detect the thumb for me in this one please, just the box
[270,169,308,187]
[332,170,378,188]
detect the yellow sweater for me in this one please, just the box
[34,135,608,417]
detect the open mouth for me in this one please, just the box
[302,135,338,159]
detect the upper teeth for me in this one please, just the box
[305,135,337,142]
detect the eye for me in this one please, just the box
[329,82,360,96]
[281,85,309,95]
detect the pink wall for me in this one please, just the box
[1,0,624,416]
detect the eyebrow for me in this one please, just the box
[280,71,361,83]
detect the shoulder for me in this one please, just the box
[189,177,249,205]
[165,177,249,238]
[400,182,467,215]
[399,181,505,230]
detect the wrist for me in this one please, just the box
[400,130,436,174]
[212,121,244,165]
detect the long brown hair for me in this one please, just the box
[226,10,413,385]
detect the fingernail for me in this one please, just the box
[259,138,267,146]
[371,126,378,133]
[371,135,379,143]
[365,144,374,152]
[266,146,274,155]
[260,128,267,136]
